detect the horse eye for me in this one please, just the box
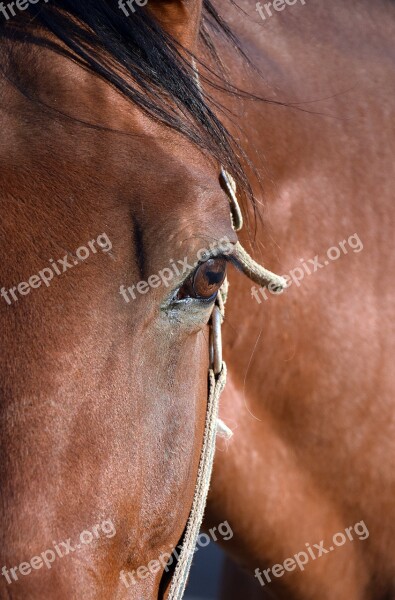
[177,258,227,301]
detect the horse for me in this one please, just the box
[0,1,394,600]
[0,1,267,597]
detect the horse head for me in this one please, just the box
[0,1,246,597]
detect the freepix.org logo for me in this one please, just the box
[1,233,112,306]
[119,236,232,303]
[256,0,306,22]
[0,0,49,21]
[254,520,369,587]
[251,233,364,303]
[1,519,116,585]
[120,520,234,588]
[118,0,148,16]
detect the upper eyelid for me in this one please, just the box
[174,243,235,283]
[180,250,230,285]
[192,242,236,269]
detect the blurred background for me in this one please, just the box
[184,541,224,600]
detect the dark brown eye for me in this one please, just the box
[177,257,227,301]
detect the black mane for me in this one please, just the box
[1,0,257,213]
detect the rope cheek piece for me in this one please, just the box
[167,165,287,599]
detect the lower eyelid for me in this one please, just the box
[162,296,217,327]
[171,291,218,308]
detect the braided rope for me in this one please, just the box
[167,365,227,600]
[167,58,286,600]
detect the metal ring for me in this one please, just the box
[210,305,223,375]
